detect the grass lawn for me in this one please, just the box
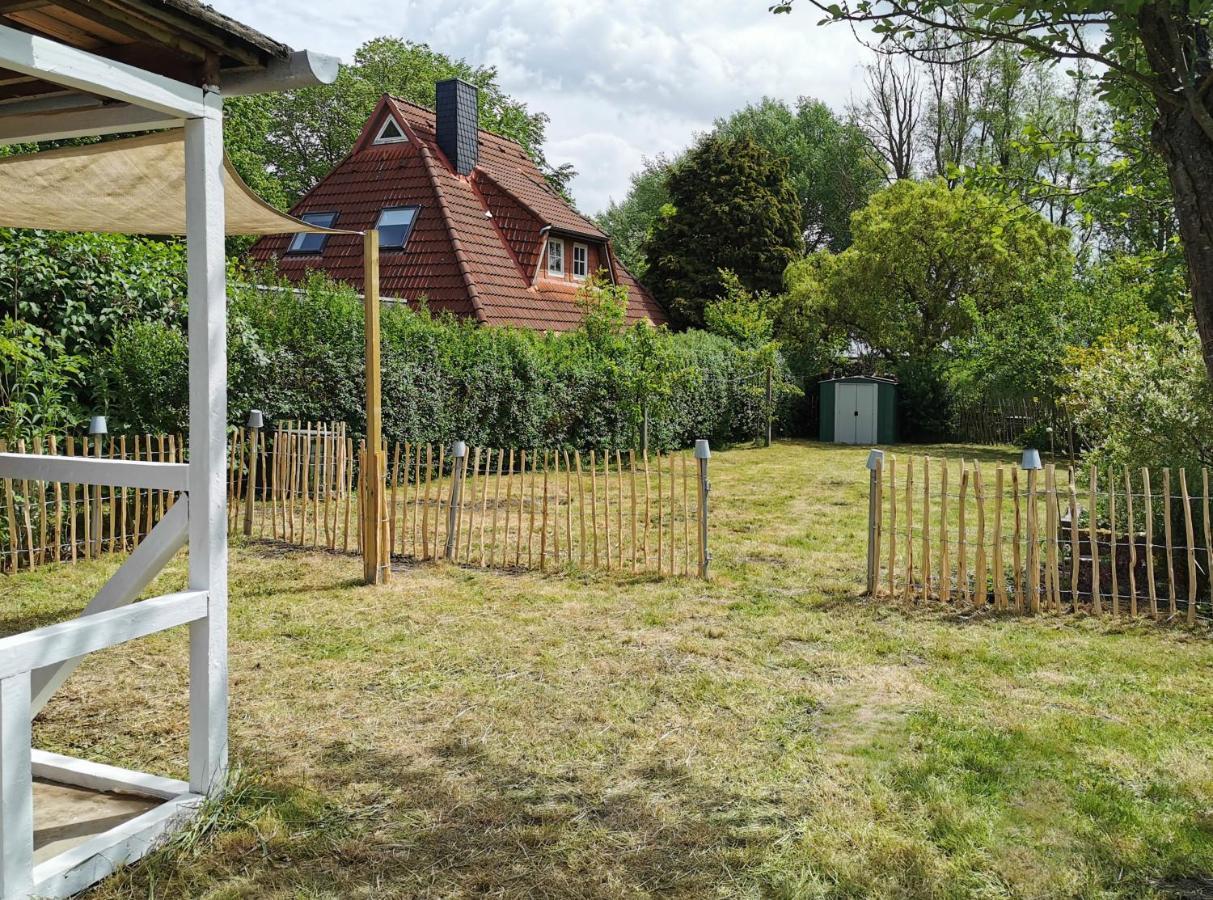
[6,440,1213,899]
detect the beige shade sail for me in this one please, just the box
[0,129,351,236]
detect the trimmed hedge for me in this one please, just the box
[97,273,790,450]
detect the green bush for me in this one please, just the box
[0,317,83,444]
[95,272,790,450]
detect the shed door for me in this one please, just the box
[833,383,856,443]
[855,383,878,444]
[833,382,878,444]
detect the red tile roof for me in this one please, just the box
[250,95,666,331]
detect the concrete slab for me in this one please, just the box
[33,779,159,865]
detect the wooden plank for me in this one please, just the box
[539,451,549,570]
[921,456,930,602]
[1089,467,1101,615]
[993,465,1005,610]
[0,452,189,492]
[1164,468,1177,617]
[903,456,914,602]
[630,449,638,572]
[957,463,968,604]
[939,459,949,601]
[601,449,611,571]
[1143,467,1157,619]
[588,449,599,569]
[1126,467,1137,617]
[1011,466,1022,612]
[973,463,986,605]
[1182,468,1198,625]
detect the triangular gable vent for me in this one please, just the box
[374,116,408,144]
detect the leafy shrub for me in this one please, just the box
[0,317,83,443]
[95,271,788,450]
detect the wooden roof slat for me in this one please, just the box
[93,0,261,66]
[9,8,112,49]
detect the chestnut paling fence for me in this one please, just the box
[233,423,709,578]
[866,454,1213,625]
[0,424,710,579]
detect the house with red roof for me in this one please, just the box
[250,79,666,331]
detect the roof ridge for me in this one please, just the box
[416,141,489,324]
[386,95,531,153]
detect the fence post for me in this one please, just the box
[866,449,884,595]
[695,439,711,579]
[243,410,262,537]
[642,401,650,460]
[765,365,773,448]
[445,441,467,561]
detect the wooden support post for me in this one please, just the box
[361,229,389,584]
[444,442,466,561]
[887,456,898,597]
[1164,468,1176,618]
[974,463,986,606]
[695,440,711,579]
[865,450,883,595]
[0,673,33,899]
[1144,467,1157,619]
[185,96,228,796]
[1126,467,1138,617]
[765,365,773,448]
[1027,465,1039,614]
[1108,468,1119,615]
[1182,469,1197,625]
[243,421,259,537]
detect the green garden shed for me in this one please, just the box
[819,375,897,444]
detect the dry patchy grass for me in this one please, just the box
[5,440,1213,898]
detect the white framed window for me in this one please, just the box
[373,116,408,144]
[572,243,588,280]
[375,206,419,250]
[547,238,565,276]
[286,212,338,254]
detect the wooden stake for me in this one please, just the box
[1204,469,1211,623]
[527,449,537,568]
[1143,467,1157,619]
[938,459,949,601]
[516,449,527,568]
[993,465,1005,610]
[490,448,504,567]
[503,448,516,568]
[1163,468,1177,617]
[656,451,663,575]
[1182,468,1197,625]
[668,451,676,578]
[642,451,651,570]
[589,449,599,568]
[681,452,689,577]
[973,463,986,606]
[957,464,968,603]
[1027,465,1040,614]
[921,457,931,602]
[1089,467,1101,615]
[389,441,401,556]
[602,449,612,570]
[1108,468,1119,616]
[422,443,433,561]
[629,449,638,572]
[565,450,574,566]
[1068,468,1080,612]
[903,457,914,602]
[887,456,898,597]
[1125,467,1138,617]
[1011,466,1023,612]
[539,451,550,570]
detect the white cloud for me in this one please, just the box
[208,0,872,214]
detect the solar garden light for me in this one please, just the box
[1021,448,1044,614]
[88,414,107,557]
[694,440,711,579]
[243,410,264,536]
[445,441,468,560]
[865,449,885,596]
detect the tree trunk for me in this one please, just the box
[1153,107,1213,384]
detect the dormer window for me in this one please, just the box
[572,243,588,280]
[547,238,564,276]
[286,211,338,254]
[375,206,419,250]
[374,116,408,145]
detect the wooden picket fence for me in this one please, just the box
[0,433,184,573]
[230,424,709,577]
[868,454,1213,625]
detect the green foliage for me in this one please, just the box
[224,38,569,206]
[1064,321,1213,473]
[0,228,185,411]
[795,179,1072,362]
[95,271,788,450]
[714,97,884,252]
[0,318,82,444]
[593,155,673,278]
[645,133,803,330]
[704,270,776,351]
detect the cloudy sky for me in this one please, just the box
[208,0,873,215]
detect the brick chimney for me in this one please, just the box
[435,78,479,176]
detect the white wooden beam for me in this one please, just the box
[0,591,207,681]
[30,750,188,801]
[0,674,32,900]
[0,453,187,492]
[0,21,207,118]
[222,49,339,96]
[31,793,201,900]
[0,103,181,146]
[29,500,189,715]
[185,92,228,797]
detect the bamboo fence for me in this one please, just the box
[0,425,706,579]
[869,454,1213,625]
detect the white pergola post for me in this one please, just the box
[185,90,228,796]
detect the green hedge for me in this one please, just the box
[96,273,790,450]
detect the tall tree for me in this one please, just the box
[645,134,803,329]
[773,0,1213,385]
[715,97,885,251]
[225,37,571,206]
[852,56,922,180]
[594,155,674,277]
